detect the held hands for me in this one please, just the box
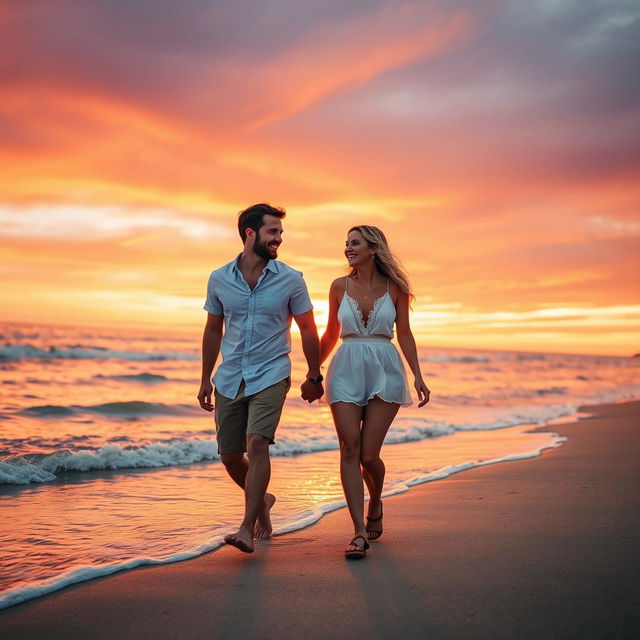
[415,377,430,408]
[301,379,324,403]
[197,381,214,412]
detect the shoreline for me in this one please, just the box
[0,423,566,610]
[2,399,639,638]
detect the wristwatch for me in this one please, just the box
[307,374,324,384]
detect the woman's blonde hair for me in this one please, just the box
[348,225,414,300]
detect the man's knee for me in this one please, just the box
[246,434,270,458]
[221,452,245,470]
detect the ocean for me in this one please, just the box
[1,321,638,609]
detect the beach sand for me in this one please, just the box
[2,401,639,639]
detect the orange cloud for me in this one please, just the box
[245,6,473,129]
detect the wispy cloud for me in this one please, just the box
[0,205,234,240]
[243,4,474,129]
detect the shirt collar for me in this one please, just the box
[231,254,278,274]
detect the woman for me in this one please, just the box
[320,225,430,559]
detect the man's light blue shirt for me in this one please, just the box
[204,256,313,399]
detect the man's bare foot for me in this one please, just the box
[224,527,254,553]
[255,492,276,539]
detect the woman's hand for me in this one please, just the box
[414,378,430,407]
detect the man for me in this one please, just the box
[197,203,324,554]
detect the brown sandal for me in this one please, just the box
[366,502,383,540]
[345,535,370,560]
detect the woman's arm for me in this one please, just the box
[319,279,343,365]
[395,291,430,407]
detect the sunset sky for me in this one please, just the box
[1,0,638,355]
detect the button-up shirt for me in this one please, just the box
[203,256,313,399]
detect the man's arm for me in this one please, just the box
[197,313,223,411]
[293,310,324,403]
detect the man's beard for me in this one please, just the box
[252,235,276,260]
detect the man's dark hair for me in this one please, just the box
[237,203,286,242]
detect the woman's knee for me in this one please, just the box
[360,452,383,468]
[340,439,361,462]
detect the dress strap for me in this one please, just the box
[386,278,390,293]
[345,276,349,293]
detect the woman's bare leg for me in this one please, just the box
[330,401,367,547]
[361,397,400,536]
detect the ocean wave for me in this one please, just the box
[0,344,198,362]
[422,352,558,364]
[0,440,221,484]
[20,401,196,419]
[1,420,455,484]
[536,386,567,395]
[94,373,169,383]
[423,354,491,363]
[5,389,637,485]
[0,399,571,485]
[435,387,569,405]
[0,436,339,484]
[453,403,577,431]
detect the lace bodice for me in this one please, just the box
[338,279,396,338]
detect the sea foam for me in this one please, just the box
[0,440,220,484]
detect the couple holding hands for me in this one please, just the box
[197,203,429,559]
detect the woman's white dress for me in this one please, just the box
[326,279,412,406]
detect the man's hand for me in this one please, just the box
[294,310,323,404]
[197,381,214,412]
[301,379,324,403]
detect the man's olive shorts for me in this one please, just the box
[214,378,291,454]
